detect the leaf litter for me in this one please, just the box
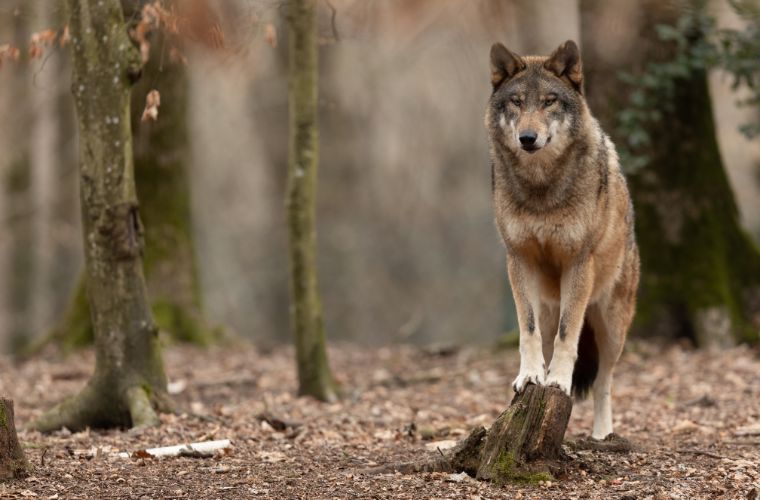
[0,340,758,498]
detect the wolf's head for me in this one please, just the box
[485,40,588,165]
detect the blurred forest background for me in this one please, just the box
[1,0,759,355]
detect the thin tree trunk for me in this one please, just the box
[0,399,28,481]
[286,0,339,402]
[3,0,33,354]
[129,3,213,345]
[33,0,170,432]
[580,0,760,346]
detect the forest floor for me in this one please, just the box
[0,339,759,499]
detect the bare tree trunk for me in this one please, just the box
[0,399,28,481]
[33,0,170,432]
[286,0,339,402]
[580,0,760,346]
[131,30,214,345]
[42,1,217,350]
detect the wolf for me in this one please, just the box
[485,40,640,439]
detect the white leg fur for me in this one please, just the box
[513,328,545,392]
[545,340,576,395]
[587,301,625,439]
[545,264,593,396]
[592,367,613,439]
[508,258,546,393]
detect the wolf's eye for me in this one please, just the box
[544,97,557,107]
[510,97,522,107]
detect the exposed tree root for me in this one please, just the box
[566,433,633,453]
[31,382,169,433]
[125,386,160,429]
[360,426,487,476]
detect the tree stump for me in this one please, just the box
[476,384,572,483]
[0,398,29,481]
[365,384,573,484]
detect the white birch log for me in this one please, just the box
[120,439,232,459]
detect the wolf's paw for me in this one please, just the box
[545,378,572,396]
[512,371,545,393]
[546,354,574,396]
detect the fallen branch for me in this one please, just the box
[120,439,232,459]
[675,449,730,460]
[360,426,486,475]
[566,434,633,453]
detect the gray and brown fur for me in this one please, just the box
[485,40,640,439]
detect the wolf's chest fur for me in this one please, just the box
[498,200,594,301]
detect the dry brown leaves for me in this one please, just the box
[28,29,57,59]
[141,90,161,122]
[264,23,277,48]
[130,2,175,64]
[0,26,68,68]
[129,0,225,66]
[0,44,21,68]
[1,341,758,498]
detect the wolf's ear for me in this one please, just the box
[544,40,583,93]
[490,43,525,90]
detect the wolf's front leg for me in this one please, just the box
[507,256,545,393]
[546,261,594,395]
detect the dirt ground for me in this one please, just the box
[0,339,758,499]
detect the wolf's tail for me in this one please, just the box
[571,316,598,400]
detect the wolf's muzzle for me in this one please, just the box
[519,130,540,152]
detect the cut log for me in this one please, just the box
[476,384,573,482]
[0,398,29,481]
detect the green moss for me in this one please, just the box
[493,451,553,485]
[629,66,760,346]
[151,300,216,346]
[141,383,152,398]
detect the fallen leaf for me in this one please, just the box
[264,23,277,48]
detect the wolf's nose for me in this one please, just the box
[519,131,538,146]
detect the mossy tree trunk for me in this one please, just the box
[32,0,171,432]
[0,399,28,481]
[127,0,213,345]
[286,0,339,402]
[35,1,215,351]
[580,0,760,346]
